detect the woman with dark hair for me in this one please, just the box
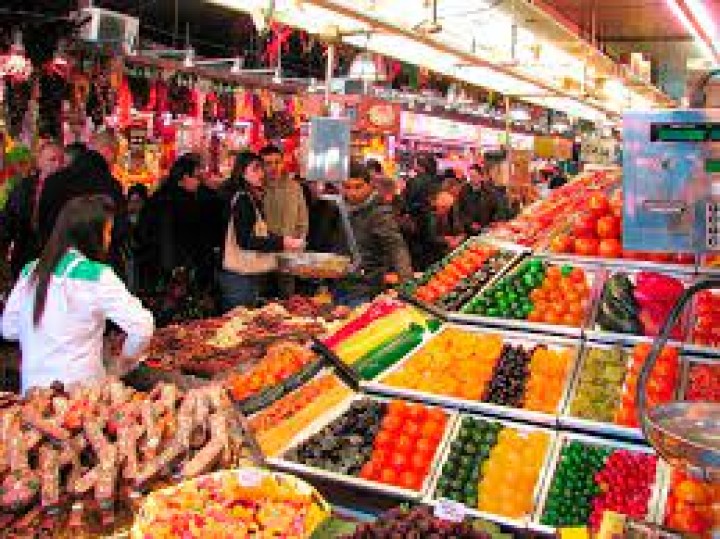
[219,151,304,310]
[137,153,223,292]
[1,195,154,393]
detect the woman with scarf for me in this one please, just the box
[218,151,304,310]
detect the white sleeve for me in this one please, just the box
[96,268,155,357]
[1,276,27,341]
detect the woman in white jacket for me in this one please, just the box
[1,195,154,393]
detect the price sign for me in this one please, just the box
[236,468,263,487]
[434,499,466,523]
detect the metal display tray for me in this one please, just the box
[530,432,668,535]
[584,267,694,347]
[422,413,560,530]
[559,341,645,441]
[267,394,460,501]
[362,324,582,427]
[450,256,606,338]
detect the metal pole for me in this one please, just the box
[504,95,512,186]
[325,43,335,105]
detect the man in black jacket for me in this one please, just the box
[341,162,413,301]
[458,164,509,235]
[0,141,64,279]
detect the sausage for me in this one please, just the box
[38,446,60,507]
[181,413,228,478]
[94,445,118,503]
[117,425,142,480]
[0,470,40,511]
[21,408,70,443]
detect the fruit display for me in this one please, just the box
[663,469,720,537]
[323,297,401,349]
[351,323,426,381]
[691,290,720,348]
[330,304,428,365]
[488,169,619,247]
[379,328,575,417]
[434,417,552,521]
[594,271,686,339]
[340,505,496,538]
[568,345,629,424]
[0,379,253,537]
[283,399,450,494]
[380,328,503,401]
[549,190,623,259]
[613,343,679,428]
[248,372,353,456]
[523,347,574,414]
[540,439,658,531]
[131,469,329,538]
[686,362,720,402]
[142,304,330,377]
[226,342,321,412]
[402,241,517,311]
[462,258,592,329]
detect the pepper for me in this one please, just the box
[353,324,426,380]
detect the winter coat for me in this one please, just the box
[0,174,43,279]
[347,194,413,297]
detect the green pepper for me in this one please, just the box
[353,324,425,380]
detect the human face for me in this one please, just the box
[262,152,283,182]
[180,172,201,193]
[342,178,373,205]
[468,168,485,187]
[432,191,455,216]
[245,160,265,188]
[37,145,64,180]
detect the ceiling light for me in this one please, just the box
[348,51,387,81]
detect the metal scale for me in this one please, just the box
[624,70,720,481]
[277,116,362,277]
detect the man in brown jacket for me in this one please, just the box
[261,144,309,298]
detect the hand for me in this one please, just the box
[383,273,400,285]
[283,237,306,252]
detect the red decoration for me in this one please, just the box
[264,22,293,68]
[117,76,132,128]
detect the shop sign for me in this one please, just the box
[356,98,400,134]
[401,111,481,142]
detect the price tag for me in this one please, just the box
[434,498,465,523]
[236,468,263,487]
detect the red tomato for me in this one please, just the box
[381,415,403,432]
[598,238,622,259]
[573,214,599,238]
[359,460,380,480]
[372,449,390,465]
[390,453,408,470]
[405,404,427,422]
[415,437,436,455]
[373,431,393,449]
[588,192,610,216]
[405,421,421,437]
[420,420,444,441]
[387,400,410,417]
[574,237,599,256]
[425,408,446,424]
[550,233,573,253]
[410,452,431,472]
[596,215,621,239]
[379,468,397,484]
[396,435,412,452]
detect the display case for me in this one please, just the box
[423,414,559,530]
[363,324,580,427]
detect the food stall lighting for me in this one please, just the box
[348,51,387,81]
[183,48,195,68]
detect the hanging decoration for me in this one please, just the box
[0,46,32,84]
[263,22,293,68]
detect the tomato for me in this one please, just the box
[405,404,427,422]
[596,215,621,239]
[410,452,431,472]
[396,435,412,452]
[425,408,446,424]
[569,267,586,283]
[405,421,421,437]
[588,192,610,216]
[390,453,408,470]
[381,415,403,432]
[398,470,423,490]
[372,448,390,465]
[373,431,393,449]
[598,238,622,259]
[415,437,435,455]
[574,237,599,256]
[573,214,599,238]
[359,460,380,480]
[387,400,410,417]
[420,420,444,440]
[379,468,397,484]
[550,233,573,253]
